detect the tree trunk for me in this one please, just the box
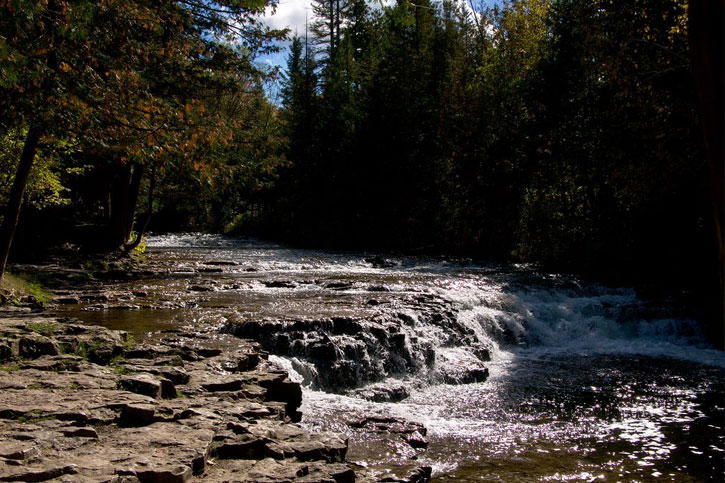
[0,127,42,281]
[689,0,725,334]
[106,163,146,249]
[126,163,145,241]
[124,164,155,253]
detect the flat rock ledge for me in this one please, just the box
[0,314,385,483]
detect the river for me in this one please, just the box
[57,234,725,482]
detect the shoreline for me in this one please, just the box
[0,311,368,482]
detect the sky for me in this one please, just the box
[255,0,500,77]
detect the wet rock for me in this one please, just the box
[204,261,238,266]
[198,267,223,273]
[433,349,489,385]
[263,280,296,289]
[364,257,398,268]
[55,297,80,305]
[402,431,428,449]
[349,383,409,403]
[378,466,432,483]
[196,347,223,358]
[324,282,353,291]
[367,285,390,292]
[188,285,215,292]
[94,269,137,281]
[80,294,110,302]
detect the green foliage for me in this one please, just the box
[1,273,52,306]
[0,0,288,254]
[0,129,75,209]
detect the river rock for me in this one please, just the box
[18,335,60,359]
[118,374,163,399]
[0,313,371,482]
[432,348,489,384]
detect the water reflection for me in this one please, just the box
[54,235,724,481]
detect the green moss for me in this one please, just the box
[17,414,57,424]
[1,273,52,306]
[0,363,20,373]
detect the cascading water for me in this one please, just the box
[57,234,725,481]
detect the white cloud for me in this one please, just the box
[264,0,314,35]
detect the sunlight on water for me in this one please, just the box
[65,235,725,481]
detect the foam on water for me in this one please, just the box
[138,235,723,480]
[433,276,725,368]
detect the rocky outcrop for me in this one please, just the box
[222,294,490,393]
[0,315,370,482]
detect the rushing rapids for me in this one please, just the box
[54,234,725,481]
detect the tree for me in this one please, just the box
[0,0,286,278]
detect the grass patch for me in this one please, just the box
[0,363,20,373]
[26,321,59,337]
[112,363,132,375]
[121,333,135,351]
[1,273,52,306]
[17,414,57,424]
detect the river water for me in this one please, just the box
[58,234,724,481]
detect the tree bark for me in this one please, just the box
[124,164,155,253]
[108,163,132,248]
[0,126,42,281]
[126,163,145,241]
[689,0,725,332]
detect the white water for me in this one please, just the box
[140,234,725,481]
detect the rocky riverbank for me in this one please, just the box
[0,310,431,482]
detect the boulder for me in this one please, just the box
[18,335,59,359]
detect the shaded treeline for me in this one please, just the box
[261,0,718,298]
